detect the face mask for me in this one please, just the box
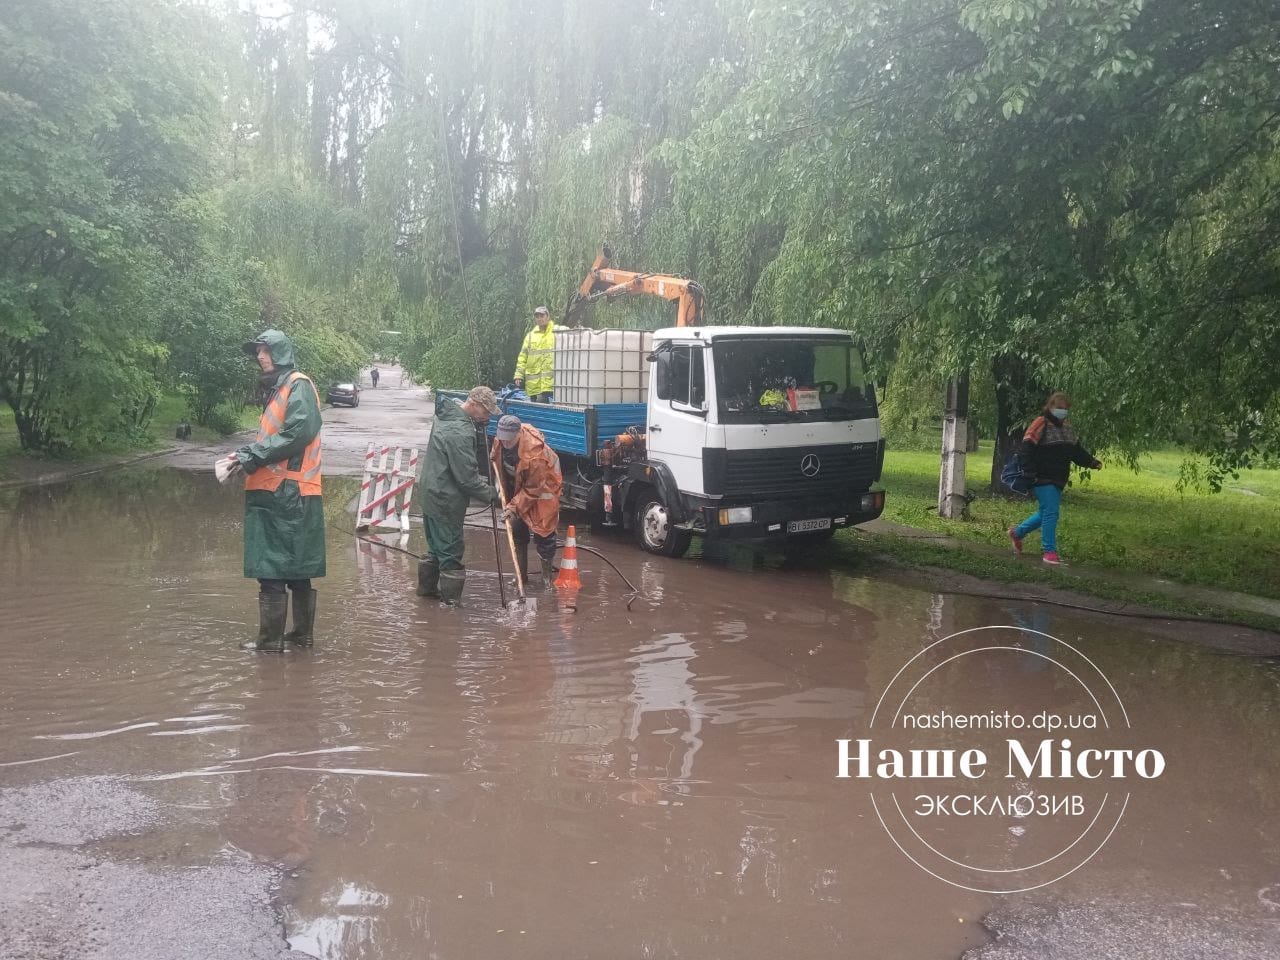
[1051,408,1070,420]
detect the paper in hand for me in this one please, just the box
[214,456,241,485]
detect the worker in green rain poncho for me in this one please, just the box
[222,330,326,653]
[416,386,502,605]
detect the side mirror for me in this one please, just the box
[646,341,673,364]
[654,352,673,400]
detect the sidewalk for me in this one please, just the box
[859,517,1280,626]
[0,446,180,490]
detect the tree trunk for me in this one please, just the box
[990,354,1037,493]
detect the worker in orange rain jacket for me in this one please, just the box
[491,414,562,586]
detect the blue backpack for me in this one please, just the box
[1000,452,1035,496]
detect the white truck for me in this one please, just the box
[443,253,885,557]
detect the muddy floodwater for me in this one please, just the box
[3,468,1280,959]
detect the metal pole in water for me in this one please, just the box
[482,428,509,609]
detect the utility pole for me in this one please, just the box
[938,374,970,519]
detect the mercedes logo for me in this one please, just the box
[800,453,821,478]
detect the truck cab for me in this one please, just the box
[442,325,884,558]
[623,326,884,556]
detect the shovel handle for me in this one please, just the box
[491,440,527,600]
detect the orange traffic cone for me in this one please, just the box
[554,525,583,590]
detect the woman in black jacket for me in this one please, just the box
[1008,392,1102,566]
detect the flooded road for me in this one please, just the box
[2,469,1280,959]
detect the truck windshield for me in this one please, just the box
[713,337,876,423]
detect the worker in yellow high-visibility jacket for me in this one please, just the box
[514,306,555,402]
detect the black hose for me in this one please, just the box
[571,541,642,596]
[335,518,648,606]
[330,522,424,560]
[461,520,648,604]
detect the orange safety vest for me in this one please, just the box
[244,371,323,495]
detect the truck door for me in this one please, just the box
[648,342,709,495]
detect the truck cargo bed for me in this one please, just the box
[435,391,645,458]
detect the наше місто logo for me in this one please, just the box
[838,625,1165,893]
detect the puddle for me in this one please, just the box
[1,470,1278,958]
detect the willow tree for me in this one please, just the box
[231,0,734,384]
[659,0,1280,487]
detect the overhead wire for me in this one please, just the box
[435,89,483,384]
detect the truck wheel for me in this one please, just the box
[633,489,692,558]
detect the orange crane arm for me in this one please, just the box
[566,246,704,327]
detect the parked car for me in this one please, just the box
[327,382,361,407]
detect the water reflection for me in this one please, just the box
[0,470,1278,958]
[626,633,703,784]
[287,882,390,959]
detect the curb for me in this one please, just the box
[0,447,181,491]
[850,529,1280,633]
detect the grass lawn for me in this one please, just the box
[148,393,257,445]
[878,442,1280,600]
[0,394,257,481]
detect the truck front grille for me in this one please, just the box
[714,443,880,499]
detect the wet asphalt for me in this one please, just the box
[2,368,1279,959]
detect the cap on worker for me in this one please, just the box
[534,306,549,316]
[496,414,521,441]
[467,385,501,415]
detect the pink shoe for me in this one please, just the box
[1042,551,1064,566]
[1008,527,1023,556]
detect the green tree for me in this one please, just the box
[0,0,225,451]
[662,0,1280,486]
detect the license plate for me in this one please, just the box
[787,517,832,533]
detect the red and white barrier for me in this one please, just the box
[356,443,419,532]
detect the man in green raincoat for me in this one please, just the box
[416,386,501,604]
[225,330,326,652]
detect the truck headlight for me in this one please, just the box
[860,492,885,513]
[718,506,754,525]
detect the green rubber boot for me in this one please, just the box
[243,591,288,653]
[540,558,556,589]
[438,567,466,606]
[416,556,441,598]
[284,587,317,647]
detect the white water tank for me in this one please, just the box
[553,328,653,405]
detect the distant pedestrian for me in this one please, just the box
[225,329,325,651]
[370,366,380,389]
[416,386,502,604]
[1008,392,1103,566]
[491,414,562,587]
[514,306,555,402]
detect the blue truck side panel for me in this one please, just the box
[435,391,645,458]
[594,404,648,446]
